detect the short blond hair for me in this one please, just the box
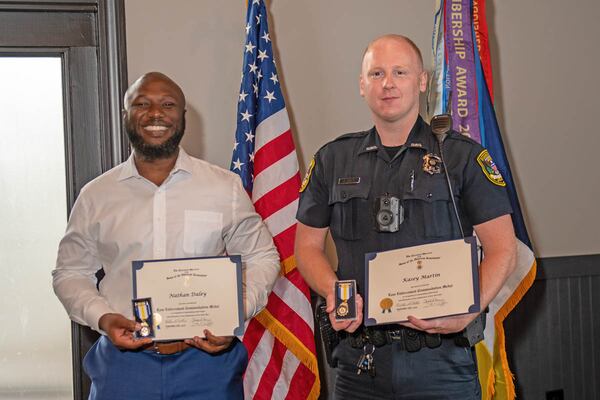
[362,34,424,71]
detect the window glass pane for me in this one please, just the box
[0,57,72,399]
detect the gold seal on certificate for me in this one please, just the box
[132,256,244,341]
[364,237,480,326]
[334,280,357,321]
[379,298,393,313]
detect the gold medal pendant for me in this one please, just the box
[140,321,151,337]
[336,301,349,317]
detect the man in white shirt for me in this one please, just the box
[53,72,280,399]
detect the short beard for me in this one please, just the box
[126,117,185,161]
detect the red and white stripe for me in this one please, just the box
[243,107,319,399]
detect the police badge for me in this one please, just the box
[423,153,443,175]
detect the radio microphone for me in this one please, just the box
[430,92,453,138]
[429,92,465,238]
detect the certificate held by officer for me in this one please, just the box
[364,237,480,326]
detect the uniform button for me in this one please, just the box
[341,191,347,199]
[426,193,433,198]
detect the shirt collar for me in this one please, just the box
[117,147,193,182]
[405,116,433,152]
[357,115,431,156]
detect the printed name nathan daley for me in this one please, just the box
[169,291,207,298]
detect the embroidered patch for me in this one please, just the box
[299,157,315,192]
[476,149,506,186]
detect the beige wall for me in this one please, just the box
[126,0,600,258]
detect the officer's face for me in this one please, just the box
[123,75,186,160]
[360,38,427,126]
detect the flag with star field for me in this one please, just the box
[230,1,320,398]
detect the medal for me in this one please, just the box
[132,298,155,338]
[337,302,349,317]
[336,281,353,318]
[140,321,151,337]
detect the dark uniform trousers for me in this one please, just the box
[333,338,481,400]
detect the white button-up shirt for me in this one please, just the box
[53,148,280,332]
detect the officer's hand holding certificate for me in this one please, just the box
[132,256,244,341]
[364,237,480,326]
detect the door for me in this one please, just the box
[0,1,127,399]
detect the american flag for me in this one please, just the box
[230,0,320,398]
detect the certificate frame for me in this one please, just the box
[132,255,244,341]
[364,237,480,326]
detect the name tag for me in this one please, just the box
[337,177,361,185]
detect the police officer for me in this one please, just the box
[295,34,517,399]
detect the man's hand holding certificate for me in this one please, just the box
[132,256,244,341]
[364,237,480,326]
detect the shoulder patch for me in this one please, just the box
[476,149,506,187]
[299,157,315,192]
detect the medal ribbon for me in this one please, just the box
[135,301,149,321]
[338,282,353,302]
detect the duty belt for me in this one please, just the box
[344,326,465,352]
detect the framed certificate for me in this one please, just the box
[364,237,479,326]
[132,255,244,341]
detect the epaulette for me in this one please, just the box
[444,129,480,146]
[332,130,369,142]
[313,130,370,155]
[301,130,368,192]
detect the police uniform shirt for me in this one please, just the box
[296,116,513,292]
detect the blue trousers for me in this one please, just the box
[332,337,481,400]
[83,336,247,400]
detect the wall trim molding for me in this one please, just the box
[536,254,600,279]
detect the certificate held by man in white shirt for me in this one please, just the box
[132,255,244,340]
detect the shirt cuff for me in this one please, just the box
[84,298,117,332]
